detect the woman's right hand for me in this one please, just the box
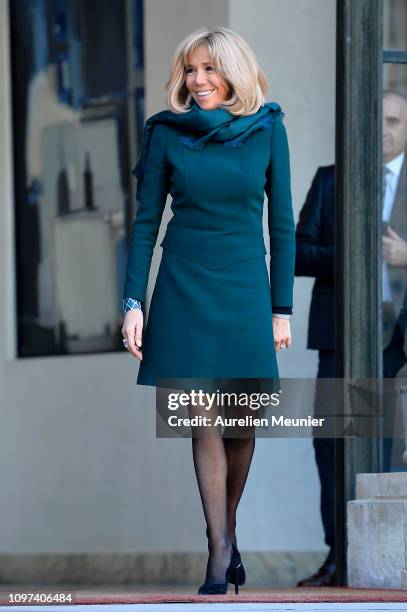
[122,309,143,360]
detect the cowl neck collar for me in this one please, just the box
[175,98,283,150]
[133,100,283,178]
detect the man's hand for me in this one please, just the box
[272,317,292,352]
[121,310,143,360]
[383,226,407,266]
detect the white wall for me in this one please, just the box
[0,0,335,556]
[0,0,16,365]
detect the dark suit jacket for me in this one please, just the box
[385,157,407,320]
[384,290,407,377]
[371,155,407,373]
[295,165,335,350]
[297,159,407,364]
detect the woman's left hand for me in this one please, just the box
[272,317,291,352]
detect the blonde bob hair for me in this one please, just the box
[166,27,268,115]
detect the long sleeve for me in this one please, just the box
[123,123,169,301]
[265,115,295,314]
[295,168,334,281]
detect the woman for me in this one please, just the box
[121,27,295,595]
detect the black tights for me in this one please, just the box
[189,396,255,584]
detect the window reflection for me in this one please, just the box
[381,71,407,471]
[10,0,144,357]
[384,0,407,50]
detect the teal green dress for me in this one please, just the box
[123,100,295,389]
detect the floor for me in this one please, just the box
[3,603,407,611]
[2,586,407,611]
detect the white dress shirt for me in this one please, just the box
[382,151,405,302]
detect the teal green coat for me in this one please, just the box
[123,101,295,387]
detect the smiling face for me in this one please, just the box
[184,44,230,110]
[383,93,407,163]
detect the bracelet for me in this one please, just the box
[122,298,142,314]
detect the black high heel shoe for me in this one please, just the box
[228,544,246,590]
[198,542,242,595]
[203,529,246,592]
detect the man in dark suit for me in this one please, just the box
[295,89,407,587]
[295,165,336,587]
[382,91,407,346]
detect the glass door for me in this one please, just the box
[381,0,407,472]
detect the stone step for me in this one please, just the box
[348,473,407,589]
